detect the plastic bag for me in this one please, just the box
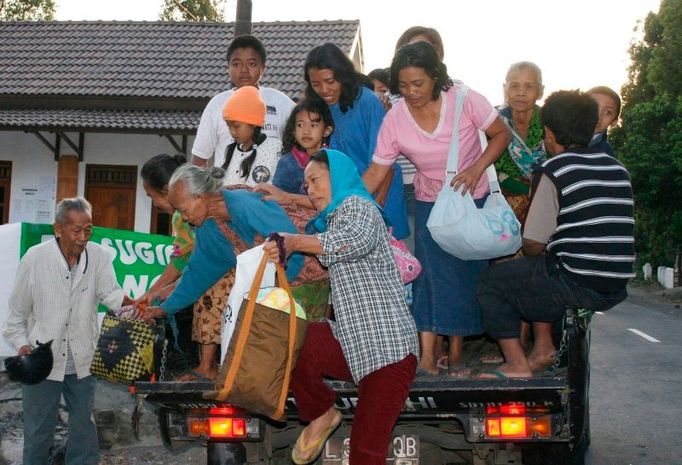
[220,245,275,363]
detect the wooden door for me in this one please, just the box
[0,161,11,224]
[150,204,172,236]
[85,164,137,230]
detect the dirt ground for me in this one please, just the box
[0,380,207,465]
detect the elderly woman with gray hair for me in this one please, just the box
[141,164,306,380]
[495,61,547,222]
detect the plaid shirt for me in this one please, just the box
[316,196,419,383]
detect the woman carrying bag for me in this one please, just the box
[263,149,418,465]
[363,42,511,377]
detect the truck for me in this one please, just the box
[135,307,593,465]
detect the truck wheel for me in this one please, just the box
[207,442,247,465]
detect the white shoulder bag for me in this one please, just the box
[426,85,522,260]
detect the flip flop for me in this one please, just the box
[416,367,439,377]
[291,410,342,465]
[436,355,448,370]
[448,362,472,378]
[479,353,504,364]
[477,369,509,380]
[175,370,214,382]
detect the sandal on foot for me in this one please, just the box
[175,370,214,382]
[436,355,448,370]
[416,367,439,377]
[477,369,510,379]
[479,353,504,364]
[291,411,342,465]
[447,362,472,378]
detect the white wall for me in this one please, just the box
[0,131,194,233]
[0,131,59,224]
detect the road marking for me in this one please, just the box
[627,328,661,343]
[595,311,605,315]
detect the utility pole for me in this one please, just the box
[234,0,252,36]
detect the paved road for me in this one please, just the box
[586,298,682,465]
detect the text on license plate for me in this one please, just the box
[322,434,419,465]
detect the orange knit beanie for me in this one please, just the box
[222,86,266,127]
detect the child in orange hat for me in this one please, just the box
[222,86,283,186]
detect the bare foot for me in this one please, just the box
[527,350,556,373]
[478,363,532,379]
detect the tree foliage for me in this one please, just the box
[159,0,226,21]
[612,0,682,268]
[0,0,55,20]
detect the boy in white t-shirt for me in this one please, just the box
[192,35,295,170]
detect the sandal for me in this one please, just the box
[291,409,342,465]
[447,361,472,378]
[175,370,215,382]
[436,355,448,370]
[479,353,504,364]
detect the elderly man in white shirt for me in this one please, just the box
[2,197,129,465]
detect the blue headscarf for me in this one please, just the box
[307,149,388,233]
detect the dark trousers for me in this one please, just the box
[291,322,417,465]
[22,375,99,465]
[477,255,626,340]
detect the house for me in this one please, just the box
[0,20,363,233]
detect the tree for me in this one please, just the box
[612,0,682,268]
[0,0,55,20]
[160,0,226,21]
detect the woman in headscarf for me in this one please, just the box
[263,149,418,465]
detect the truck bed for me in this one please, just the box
[136,337,568,417]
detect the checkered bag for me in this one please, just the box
[90,312,159,384]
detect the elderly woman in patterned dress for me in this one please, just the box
[263,149,419,465]
[141,164,328,381]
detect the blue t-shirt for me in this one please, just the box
[161,189,303,313]
[329,87,409,239]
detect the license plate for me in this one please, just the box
[322,434,419,464]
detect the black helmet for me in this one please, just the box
[4,340,54,385]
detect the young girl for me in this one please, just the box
[587,86,621,157]
[272,99,334,195]
[222,85,283,186]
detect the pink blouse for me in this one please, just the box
[373,83,498,201]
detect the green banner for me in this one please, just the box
[20,223,175,302]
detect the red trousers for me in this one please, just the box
[291,322,417,465]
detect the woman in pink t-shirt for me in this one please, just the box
[364,42,511,377]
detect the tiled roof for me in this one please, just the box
[0,108,200,133]
[0,20,360,100]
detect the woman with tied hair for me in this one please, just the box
[363,42,511,377]
[303,42,409,240]
[141,164,307,381]
[139,153,192,306]
[495,61,547,222]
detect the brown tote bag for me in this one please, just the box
[204,253,308,421]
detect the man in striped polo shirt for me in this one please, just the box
[477,90,634,379]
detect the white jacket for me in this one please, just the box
[2,239,124,381]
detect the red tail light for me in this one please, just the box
[209,417,247,439]
[484,402,551,439]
